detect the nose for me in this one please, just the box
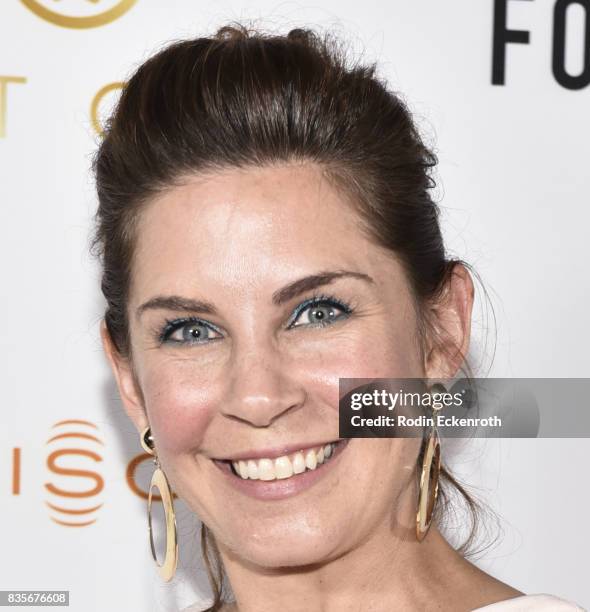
[220,342,307,428]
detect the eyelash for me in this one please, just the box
[156,293,354,346]
[287,293,353,329]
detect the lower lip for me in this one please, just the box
[211,439,351,501]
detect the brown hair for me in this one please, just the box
[90,23,495,611]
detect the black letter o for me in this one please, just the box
[553,0,590,89]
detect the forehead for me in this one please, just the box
[131,163,389,297]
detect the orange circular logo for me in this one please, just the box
[20,0,137,29]
[44,420,105,527]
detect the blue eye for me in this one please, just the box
[159,318,222,345]
[288,295,352,329]
[156,294,353,346]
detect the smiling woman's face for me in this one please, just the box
[105,162,456,567]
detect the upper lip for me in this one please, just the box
[216,439,342,462]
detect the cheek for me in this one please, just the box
[140,360,219,453]
[291,325,422,410]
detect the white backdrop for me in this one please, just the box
[1,1,588,611]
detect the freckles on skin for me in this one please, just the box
[288,296,423,413]
[123,162,431,569]
[137,358,219,455]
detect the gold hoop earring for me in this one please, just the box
[416,384,444,542]
[141,426,178,582]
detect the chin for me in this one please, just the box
[236,534,341,569]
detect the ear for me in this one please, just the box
[100,319,148,434]
[423,263,474,380]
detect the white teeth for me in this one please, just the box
[238,460,249,479]
[258,458,275,481]
[304,449,317,470]
[247,460,259,479]
[317,446,325,464]
[274,456,293,479]
[292,452,306,474]
[229,442,339,481]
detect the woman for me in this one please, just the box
[90,24,584,612]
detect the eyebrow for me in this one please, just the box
[135,295,217,321]
[271,270,374,305]
[135,270,374,321]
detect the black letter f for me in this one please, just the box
[492,0,534,85]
